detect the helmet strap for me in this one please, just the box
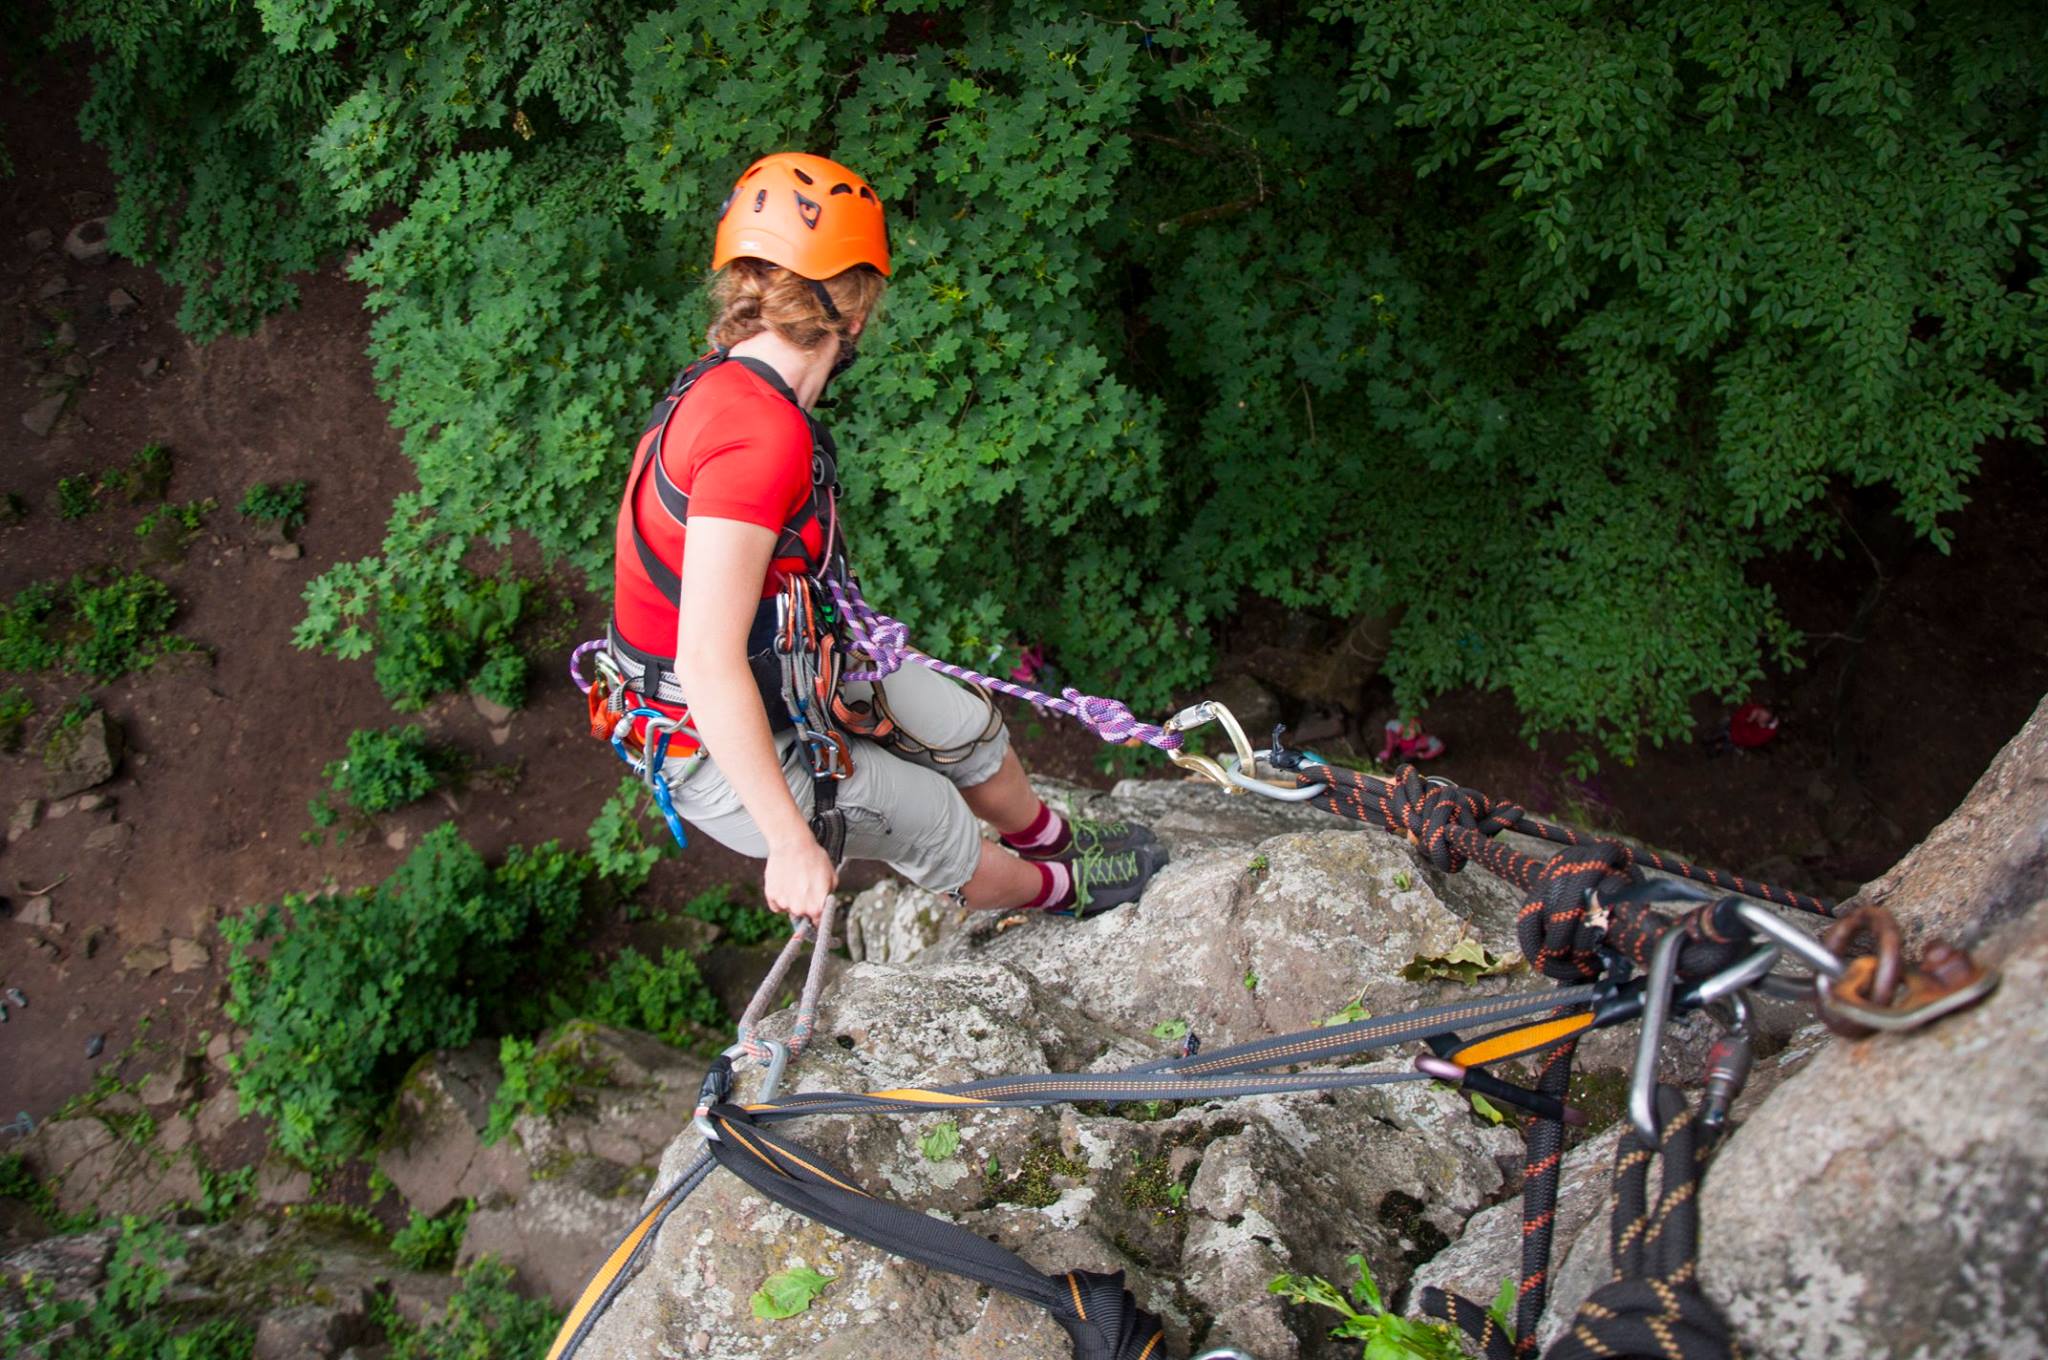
[804,276,842,322]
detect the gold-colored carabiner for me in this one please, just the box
[1162,699,1261,793]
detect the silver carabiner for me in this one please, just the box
[1628,927,1687,1142]
[1731,901,1847,979]
[693,1039,791,1143]
[1218,749,1329,801]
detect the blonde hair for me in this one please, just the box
[708,259,887,352]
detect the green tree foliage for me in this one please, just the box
[54,1,2047,757]
[221,824,596,1164]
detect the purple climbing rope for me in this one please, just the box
[569,638,607,694]
[823,574,1183,752]
[568,581,1181,751]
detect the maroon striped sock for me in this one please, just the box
[1001,803,1071,856]
[1024,859,1075,911]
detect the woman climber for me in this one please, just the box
[603,152,1167,925]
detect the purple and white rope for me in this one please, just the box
[824,575,1183,752]
[569,638,607,694]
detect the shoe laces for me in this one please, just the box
[1069,816,1131,842]
[1072,842,1140,893]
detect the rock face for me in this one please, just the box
[1416,696,2048,1357]
[574,779,1577,1360]
[412,700,2048,1360]
[0,1217,453,1358]
[1691,696,2048,1360]
[375,1023,705,1308]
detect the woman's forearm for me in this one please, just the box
[680,650,814,850]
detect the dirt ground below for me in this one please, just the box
[3,61,2045,1158]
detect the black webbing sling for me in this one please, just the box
[707,1106,1166,1360]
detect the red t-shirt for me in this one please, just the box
[611,360,828,734]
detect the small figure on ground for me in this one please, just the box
[1378,716,1445,764]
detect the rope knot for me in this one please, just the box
[1062,688,1141,742]
[1380,766,1487,873]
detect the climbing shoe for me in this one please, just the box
[1016,814,1159,863]
[1049,839,1170,920]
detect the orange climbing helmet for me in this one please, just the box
[712,152,891,279]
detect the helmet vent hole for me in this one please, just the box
[830,183,853,195]
[753,189,767,212]
[792,166,816,185]
[858,186,875,202]
[741,167,761,181]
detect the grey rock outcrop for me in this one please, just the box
[1415,695,2048,1358]
[1692,696,2048,1360]
[375,1022,705,1308]
[43,707,122,798]
[0,1217,455,1357]
[575,786,1545,1360]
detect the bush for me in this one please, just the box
[578,946,723,1040]
[323,724,453,816]
[585,777,669,891]
[99,443,174,503]
[679,884,784,948]
[380,1258,560,1360]
[0,686,35,753]
[2,573,195,681]
[0,1216,255,1359]
[481,1031,605,1145]
[222,824,596,1164]
[296,552,527,711]
[391,1201,471,1272]
[55,474,98,520]
[0,584,61,671]
[134,496,217,558]
[67,572,192,680]
[49,2,2048,760]
[238,480,309,533]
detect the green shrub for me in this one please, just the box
[67,572,191,680]
[1268,1253,1469,1359]
[2,574,194,681]
[52,2,2048,760]
[297,554,527,711]
[679,884,783,948]
[0,583,64,672]
[222,824,596,1164]
[391,1201,471,1272]
[578,946,723,1041]
[238,480,309,533]
[470,651,527,711]
[323,724,452,815]
[134,496,217,557]
[100,444,174,503]
[585,777,667,891]
[482,1030,609,1145]
[55,474,98,520]
[0,1216,255,1359]
[381,1258,560,1360]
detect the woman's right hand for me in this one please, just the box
[763,833,838,923]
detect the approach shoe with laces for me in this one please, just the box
[1017,814,1159,863]
[1048,839,1170,919]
